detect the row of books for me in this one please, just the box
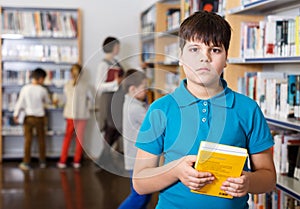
[2,92,65,112]
[183,0,226,19]
[238,71,300,119]
[2,69,71,87]
[2,10,78,38]
[1,123,65,136]
[240,15,300,58]
[164,42,179,64]
[142,42,155,63]
[166,9,180,31]
[141,23,155,35]
[141,5,156,31]
[273,132,300,180]
[250,190,300,209]
[2,43,78,63]
[165,71,180,93]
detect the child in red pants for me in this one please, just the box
[57,64,92,169]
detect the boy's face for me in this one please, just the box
[132,79,148,101]
[112,43,120,56]
[179,40,227,88]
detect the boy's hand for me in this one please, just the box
[221,171,250,197]
[113,71,123,84]
[176,155,215,191]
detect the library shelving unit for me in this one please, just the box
[224,0,300,206]
[266,115,300,201]
[0,7,82,162]
[140,0,181,100]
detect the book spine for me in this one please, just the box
[296,16,300,56]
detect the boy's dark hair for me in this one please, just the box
[31,68,47,80]
[179,11,232,53]
[102,36,120,53]
[122,69,146,93]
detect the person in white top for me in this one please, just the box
[96,37,125,167]
[57,64,93,169]
[13,68,51,171]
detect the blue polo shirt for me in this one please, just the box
[136,79,274,209]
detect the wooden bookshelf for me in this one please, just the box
[0,7,82,162]
[141,0,181,100]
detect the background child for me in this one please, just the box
[13,68,50,171]
[118,69,151,209]
[133,11,276,209]
[57,64,92,169]
[97,36,124,144]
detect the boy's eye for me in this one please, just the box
[189,47,199,52]
[212,48,222,53]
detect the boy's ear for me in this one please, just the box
[128,85,135,93]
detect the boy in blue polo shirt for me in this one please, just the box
[133,11,276,209]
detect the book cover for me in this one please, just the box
[294,146,300,180]
[17,110,26,124]
[192,141,248,199]
[106,68,121,82]
[199,0,219,12]
[287,141,300,177]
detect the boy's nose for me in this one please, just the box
[199,51,211,62]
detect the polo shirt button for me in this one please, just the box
[202,109,206,113]
[203,101,208,106]
[202,118,206,122]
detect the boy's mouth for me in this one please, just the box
[196,67,210,72]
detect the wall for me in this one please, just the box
[140,0,159,11]
[0,0,158,158]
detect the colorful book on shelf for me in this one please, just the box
[273,133,300,175]
[199,0,219,12]
[294,146,300,180]
[191,141,248,199]
[287,140,300,178]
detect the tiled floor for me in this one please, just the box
[0,158,157,209]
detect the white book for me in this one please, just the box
[17,110,26,124]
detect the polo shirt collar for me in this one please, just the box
[171,79,234,108]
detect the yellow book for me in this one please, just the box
[192,141,248,199]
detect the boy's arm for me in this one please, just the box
[133,149,215,195]
[246,148,276,193]
[221,148,276,197]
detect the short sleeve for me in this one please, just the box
[247,106,274,154]
[135,104,167,155]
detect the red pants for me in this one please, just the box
[59,119,87,164]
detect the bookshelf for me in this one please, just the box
[140,0,181,100]
[0,7,82,162]
[224,0,300,207]
[266,115,300,202]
